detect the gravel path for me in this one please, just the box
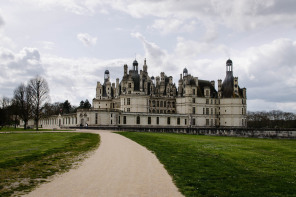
[24,130,183,197]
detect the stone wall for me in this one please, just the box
[70,126,296,139]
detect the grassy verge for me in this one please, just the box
[119,132,296,197]
[0,132,100,197]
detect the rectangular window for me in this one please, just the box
[95,113,98,124]
[193,89,195,95]
[167,117,171,125]
[119,116,121,124]
[123,116,126,124]
[206,108,209,115]
[206,119,209,126]
[211,99,213,104]
[242,108,244,115]
[193,107,195,114]
[127,98,131,105]
[192,118,196,125]
[128,83,131,88]
[185,119,187,125]
[157,117,159,125]
[192,98,195,103]
[206,99,209,104]
[177,117,180,125]
[203,108,205,115]
[137,116,140,124]
[211,119,213,126]
[148,117,151,124]
[127,108,130,112]
[211,108,213,115]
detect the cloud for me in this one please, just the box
[103,0,296,37]
[7,1,296,40]
[77,33,97,46]
[0,47,45,98]
[130,32,172,75]
[0,14,4,27]
[151,18,196,34]
[41,41,55,50]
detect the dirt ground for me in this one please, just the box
[24,130,183,197]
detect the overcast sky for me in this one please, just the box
[0,0,296,112]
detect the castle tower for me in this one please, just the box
[104,70,110,84]
[178,74,183,96]
[221,59,234,98]
[143,58,147,73]
[234,77,239,95]
[183,68,188,77]
[124,64,128,76]
[133,59,138,72]
[218,79,222,98]
[226,59,233,75]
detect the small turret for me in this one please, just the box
[124,64,128,76]
[104,70,110,84]
[143,58,147,73]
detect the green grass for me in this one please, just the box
[119,132,296,197]
[0,132,100,197]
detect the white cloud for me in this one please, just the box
[0,14,4,27]
[105,0,296,36]
[151,19,196,34]
[77,33,97,46]
[41,41,55,50]
[0,47,44,98]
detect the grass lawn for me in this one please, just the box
[119,132,296,197]
[0,132,100,197]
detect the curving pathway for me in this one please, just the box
[24,130,183,197]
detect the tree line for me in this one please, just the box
[0,76,91,130]
[247,110,296,128]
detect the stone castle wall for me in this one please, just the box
[69,126,296,139]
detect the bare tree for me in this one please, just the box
[0,97,13,127]
[13,83,32,129]
[28,76,50,130]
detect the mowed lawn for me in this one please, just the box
[0,132,100,197]
[119,132,296,197]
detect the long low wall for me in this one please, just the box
[70,126,296,139]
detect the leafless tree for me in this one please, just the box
[0,97,12,127]
[28,76,50,130]
[13,83,32,129]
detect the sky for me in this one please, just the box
[0,0,296,112]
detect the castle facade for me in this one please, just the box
[38,59,247,129]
